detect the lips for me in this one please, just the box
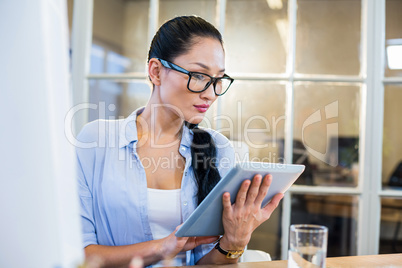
[194,104,210,113]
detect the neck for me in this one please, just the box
[137,94,184,145]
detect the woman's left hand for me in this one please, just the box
[220,174,284,250]
[161,225,219,260]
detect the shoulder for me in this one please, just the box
[76,119,122,148]
[76,120,101,144]
[75,119,122,181]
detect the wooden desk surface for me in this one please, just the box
[171,254,402,268]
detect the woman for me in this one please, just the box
[77,16,283,267]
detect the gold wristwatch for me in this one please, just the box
[214,240,244,259]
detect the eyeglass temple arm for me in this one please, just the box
[158,58,189,75]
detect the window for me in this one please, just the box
[70,0,402,259]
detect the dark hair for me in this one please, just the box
[148,15,223,63]
[148,16,223,205]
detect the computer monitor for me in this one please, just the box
[277,139,314,185]
[327,137,359,169]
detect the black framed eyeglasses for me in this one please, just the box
[157,58,234,96]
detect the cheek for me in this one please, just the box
[160,79,184,100]
[159,80,194,112]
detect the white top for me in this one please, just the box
[147,188,186,267]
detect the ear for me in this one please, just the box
[148,58,162,86]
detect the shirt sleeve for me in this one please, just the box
[193,243,216,265]
[76,121,99,248]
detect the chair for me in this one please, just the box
[240,249,272,262]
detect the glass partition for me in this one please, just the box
[291,194,358,257]
[382,85,402,190]
[88,79,151,121]
[293,82,361,186]
[385,0,402,77]
[159,0,217,27]
[295,0,361,75]
[219,81,286,163]
[91,0,150,74]
[379,197,402,254]
[225,0,288,74]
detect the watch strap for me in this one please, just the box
[215,241,229,255]
[214,240,244,259]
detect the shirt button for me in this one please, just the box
[183,201,188,206]
[180,146,186,152]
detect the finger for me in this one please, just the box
[174,224,191,242]
[254,174,272,205]
[165,232,189,256]
[222,192,233,214]
[175,224,183,231]
[235,179,251,207]
[245,174,262,206]
[173,224,184,237]
[262,193,284,218]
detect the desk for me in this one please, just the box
[169,254,402,268]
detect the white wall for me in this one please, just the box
[0,1,83,267]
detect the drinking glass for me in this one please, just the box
[288,224,328,268]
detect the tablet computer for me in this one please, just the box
[175,162,305,237]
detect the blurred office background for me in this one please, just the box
[67,0,402,260]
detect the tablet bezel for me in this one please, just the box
[175,162,305,237]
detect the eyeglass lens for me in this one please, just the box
[189,73,232,95]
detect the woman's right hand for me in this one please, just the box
[219,174,284,250]
[160,225,219,260]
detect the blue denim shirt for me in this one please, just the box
[76,107,235,266]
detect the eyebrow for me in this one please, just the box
[191,62,225,73]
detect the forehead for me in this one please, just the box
[174,37,225,72]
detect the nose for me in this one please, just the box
[199,82,217,101]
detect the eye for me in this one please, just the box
[192,73,207,81]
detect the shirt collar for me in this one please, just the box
[180,123,194,149]
[118,107,143,149]
[118,106,194,149]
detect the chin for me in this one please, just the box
[185,114,205,125]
